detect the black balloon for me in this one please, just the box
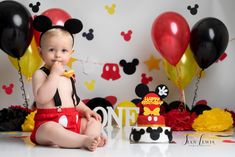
[0,1,33,59]
[190,17,229,69]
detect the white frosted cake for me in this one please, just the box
[130,92,173,143]
[130,126,172,143]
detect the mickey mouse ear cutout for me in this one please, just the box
[64,19,83,34]
[135,83,149,98]
[33,15,83,34]
[33,15,52,32]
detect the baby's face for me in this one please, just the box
[40,31,74,68]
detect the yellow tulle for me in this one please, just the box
[192,108,233,132]
[21,110,36,132]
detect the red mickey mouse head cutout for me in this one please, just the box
[141,73,153,85]
[121,30,132,41]
[2,83,14,95]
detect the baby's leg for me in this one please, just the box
[80,117,102,137]
[80,117,107,147]
[35,121,100,151]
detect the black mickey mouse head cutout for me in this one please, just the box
[146,127,163,141]
[33,15,83,45]
[29,2,40,13]
[187,4,199,15]
[84,96,117,123]
[119,59,139,75]
[165,129,173,142]
[82,28,94,40]
[130,128,145,142]
[190,100,211,116]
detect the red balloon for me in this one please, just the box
[151,12,190,66]
[41,8,71,25]
[33,8,71,46]
[33,15,40,46]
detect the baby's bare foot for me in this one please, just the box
[98,135,107,147]
[84,136,100,151]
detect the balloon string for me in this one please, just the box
[175,65,187,111]
[191,69,203,109]
[176,65,185,103]
[17,59,29,108]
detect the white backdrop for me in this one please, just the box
[0,0,234,110]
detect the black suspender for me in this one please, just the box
[40,67,80,109]
[70,77,80,106]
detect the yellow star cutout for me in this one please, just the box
[144,55,162,71]
[67,57,77,68]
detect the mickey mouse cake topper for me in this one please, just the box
[33,15,83,46]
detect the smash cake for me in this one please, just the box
[130,85,173,143]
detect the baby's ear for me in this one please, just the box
[64,19,83,34]
[33,15,52,32]
[38,47,43,56]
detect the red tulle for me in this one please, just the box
[164,109,197,131]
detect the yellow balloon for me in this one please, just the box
[8,37,42,80]
[115,101,138,126]
[163,47,200,89]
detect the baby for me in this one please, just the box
[31,15,106,151]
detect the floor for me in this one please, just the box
[0,127,235,157]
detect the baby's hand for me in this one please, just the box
[50,61,64,76]
[84,109,101,121]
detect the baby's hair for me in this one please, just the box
[40,28,75,47]
[33,15,83,46]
